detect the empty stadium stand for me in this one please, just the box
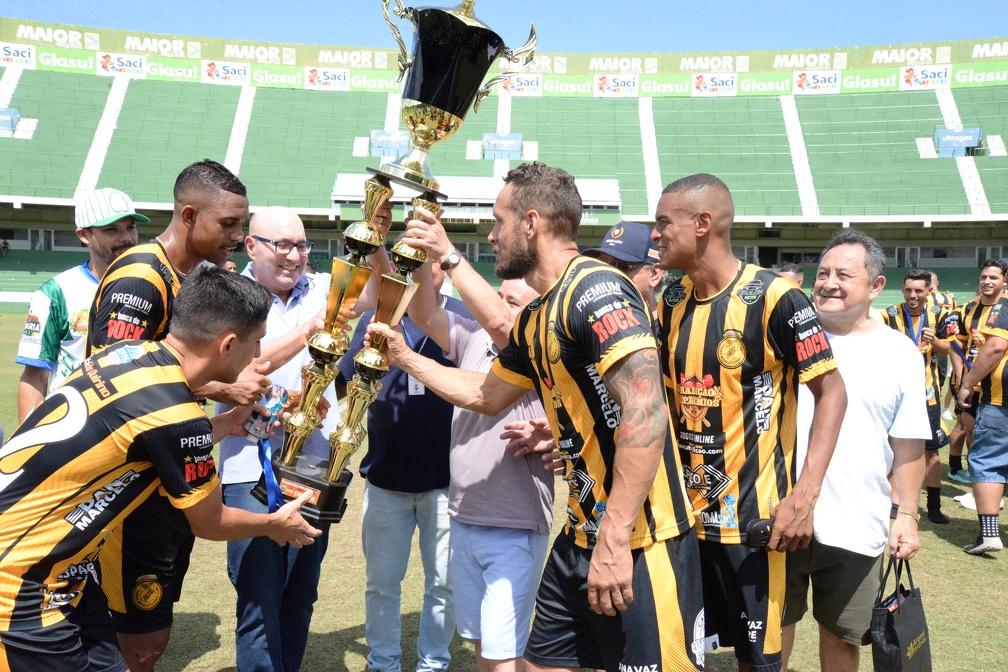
[953,87,1008,212]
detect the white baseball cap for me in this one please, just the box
[75,188,151,229]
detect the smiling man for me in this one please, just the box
[85,159,252,672]
[882,269,958,524]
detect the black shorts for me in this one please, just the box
[524,528,704,671]
[98,493,195,634]
[956,391,980,419]
[925,404,949,451]
[699,540,785,672]
[0,582,127,672]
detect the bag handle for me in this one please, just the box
[875,553,898,603]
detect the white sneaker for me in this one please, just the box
[964,536,1003,555]
[941,408,955,422]
[953,491,1006,510]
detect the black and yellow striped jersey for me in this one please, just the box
[882,303,958,406]
[492,256,694,550]
[956,299,998,366]
[927,290,957,311]
[87,240,184,356]
[657,262,837,544]
[976,297,1008,406]
[0,341,216,631]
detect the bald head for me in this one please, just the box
[246,206,309,300]
[661,173,734,237]
[249,206,305,238]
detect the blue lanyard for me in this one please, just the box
[400,323,428,354]
[902,304,926,346]
[257,437,284,513]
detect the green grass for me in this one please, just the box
[1,299,1006,671]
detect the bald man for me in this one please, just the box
[652,174,847,672]
[218,206,389,671]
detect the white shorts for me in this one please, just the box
[449,519,550,660]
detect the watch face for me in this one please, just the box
[442,250,461,269]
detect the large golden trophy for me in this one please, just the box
[255,0,535,523]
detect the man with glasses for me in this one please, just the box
[219,206,391,671]
[583,221,664,327]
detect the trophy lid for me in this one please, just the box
[443,1,492,30]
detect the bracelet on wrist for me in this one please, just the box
[897,507,920,522]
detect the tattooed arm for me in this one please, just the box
[588,347,669,616]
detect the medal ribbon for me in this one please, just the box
[257,437,284,513]
[902,304,926,346]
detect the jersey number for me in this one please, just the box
[0,387,89,492]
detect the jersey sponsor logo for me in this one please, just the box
[58,558,99,584]
[105,315,148,341]
[987,302,1003,326]
[184,452,216,483]
[557,436,581,461]
[930,304,942,315]
[753,372,774,434]
[574,280,623,313]
[83,358,117,398]
[589,305,642,344]
[683,463,732,501]
[736,279,764,305]
[109,292,154,315]
[720,493,738,529]
[717,329,746,369]
[664,282,687,307]
[741,611,765,643]
[22,314,41,337]
[70,308,89,335]
[787,306,816,328]
[618,665,658,672]
[101,344,148,366]
[132,577,163,611]
[795,330,830,364]
[41,586,82,611]
[64,470,142,530]
[586,364,621,429]
[678,373,723,428]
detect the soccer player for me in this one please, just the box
[882,269,958,524]
[947,260,1008,485]
[86,159,268,672]
[957,290,1008,554]
[0,267,320,671]
[651,173,846,672]
[369,162,705,672]
[16,188,142,423]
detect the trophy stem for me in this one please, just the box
[391,194,443,274]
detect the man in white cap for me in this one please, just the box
[583,221,664,323]
[15,187,145,423]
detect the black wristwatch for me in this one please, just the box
[440,249,462,271]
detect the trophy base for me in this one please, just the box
[367,167,446,201]
[251,457,353,524]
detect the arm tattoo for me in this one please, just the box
[603,348,668,450]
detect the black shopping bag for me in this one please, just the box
[866,555,932,672]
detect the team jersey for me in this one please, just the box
[87,240,184,356]
[492,256,694,550]
[656,262,837,544]
[976,297,1008,406]
[0,340,217,631]
[15,263,100,391]
[882,303,958,406]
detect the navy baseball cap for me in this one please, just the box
[583,222,659,264]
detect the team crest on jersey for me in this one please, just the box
[678,373,723,428]
[664,282,687,307]
[546,322,561,363]
[683,463,732,501]
[736,279,764,305]
[886,306,899,317]
[132,576,163,611]
[930,304,942,314]
[717,329,746,369]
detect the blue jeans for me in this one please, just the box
[223,482,331,672]
[970,404,1008,483]
[361,482,454,672]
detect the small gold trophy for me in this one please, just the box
[256,0,535,523]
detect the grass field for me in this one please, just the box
[0,282,1006,671]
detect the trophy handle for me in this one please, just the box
[382,0,415,82]
[473,25,537,112]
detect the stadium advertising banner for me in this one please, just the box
[2,17,1007,98]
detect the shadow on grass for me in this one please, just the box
[301,611,478,672]
[158,612,223,672]
[924,480,1005,559]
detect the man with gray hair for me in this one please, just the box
[782,229,928,672]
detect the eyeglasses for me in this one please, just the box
[252,235,313,255]
[609,259,648,275]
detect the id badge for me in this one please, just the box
[408,374,425,395]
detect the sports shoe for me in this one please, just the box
[948,470,972,484]
[953,491,1006,510]
[941,408,955,423]
[964,536,1003,555]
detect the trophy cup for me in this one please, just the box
[255,0,535,522]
